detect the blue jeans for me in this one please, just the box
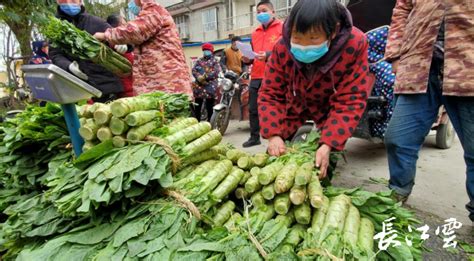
[385,58,474,221]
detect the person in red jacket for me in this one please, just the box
[259,0,371,178]
[242,0,283,148]
[107,13,135,97]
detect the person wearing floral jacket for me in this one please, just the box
[94,0,192,96]
[258,0,371,178]
[192,43,221,121]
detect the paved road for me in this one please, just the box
[222,120,473,257]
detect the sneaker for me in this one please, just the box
[243,138,261,148]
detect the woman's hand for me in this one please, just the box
[93,32,106,41]
[267,136,286,156]
[315,144,332,179]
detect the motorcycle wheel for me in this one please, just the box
[435,118,455,149]
[200,104,208,121]
[210,109,230,135]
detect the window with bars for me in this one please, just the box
[202,8,217,32]
[175,15,189,39]
[273,0,295,18]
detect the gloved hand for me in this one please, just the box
[114,44,128,54]
[68,61,88,80]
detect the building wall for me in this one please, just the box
[159,0,350,43]
[221,0,256,38]
[191,4,226,42]
[159,0,185,8]
[163,0,257,43]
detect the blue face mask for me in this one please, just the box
[128,0,141,16]
[290,41,329,64]
[60,4,81,16]
[256,12,271,25]
[203,50,212,57]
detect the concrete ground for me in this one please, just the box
[223,120,473,258]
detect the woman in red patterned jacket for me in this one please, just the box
[258,0,371,178]
[94,0,192,96]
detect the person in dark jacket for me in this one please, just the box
[258,0,371,178]
[50,0,125,102]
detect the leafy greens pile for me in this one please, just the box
[0,103,71,212]
[0,100,429,261]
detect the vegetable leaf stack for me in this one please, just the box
[0,103,71,211]
[0,102,439,261]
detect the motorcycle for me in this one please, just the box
[210,70,249,135]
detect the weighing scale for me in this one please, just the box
[22,64,102,156]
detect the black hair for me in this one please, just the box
[107,13,122,28]
[287,0,342,38]
[257,0,274,10]
[231,36,241,43]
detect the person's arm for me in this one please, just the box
[191,60,202,79]
[242,56,254,65]
[384,0,414,62]
[95,16,112,33]
[104,12,166,46]
[320,37,371,151]
[49,45,72,71]
[51,16,110,71]
[258,42,288,139]
[206,59,221,81]
[192,59,207,84]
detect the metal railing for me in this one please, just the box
[221,12,256,32]
[177,23,190,39]
[219,8,292,34]
[275,7,292,20]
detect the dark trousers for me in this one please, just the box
[194,98,214,122]
[385,57,474,221]
[249,79,262,140]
